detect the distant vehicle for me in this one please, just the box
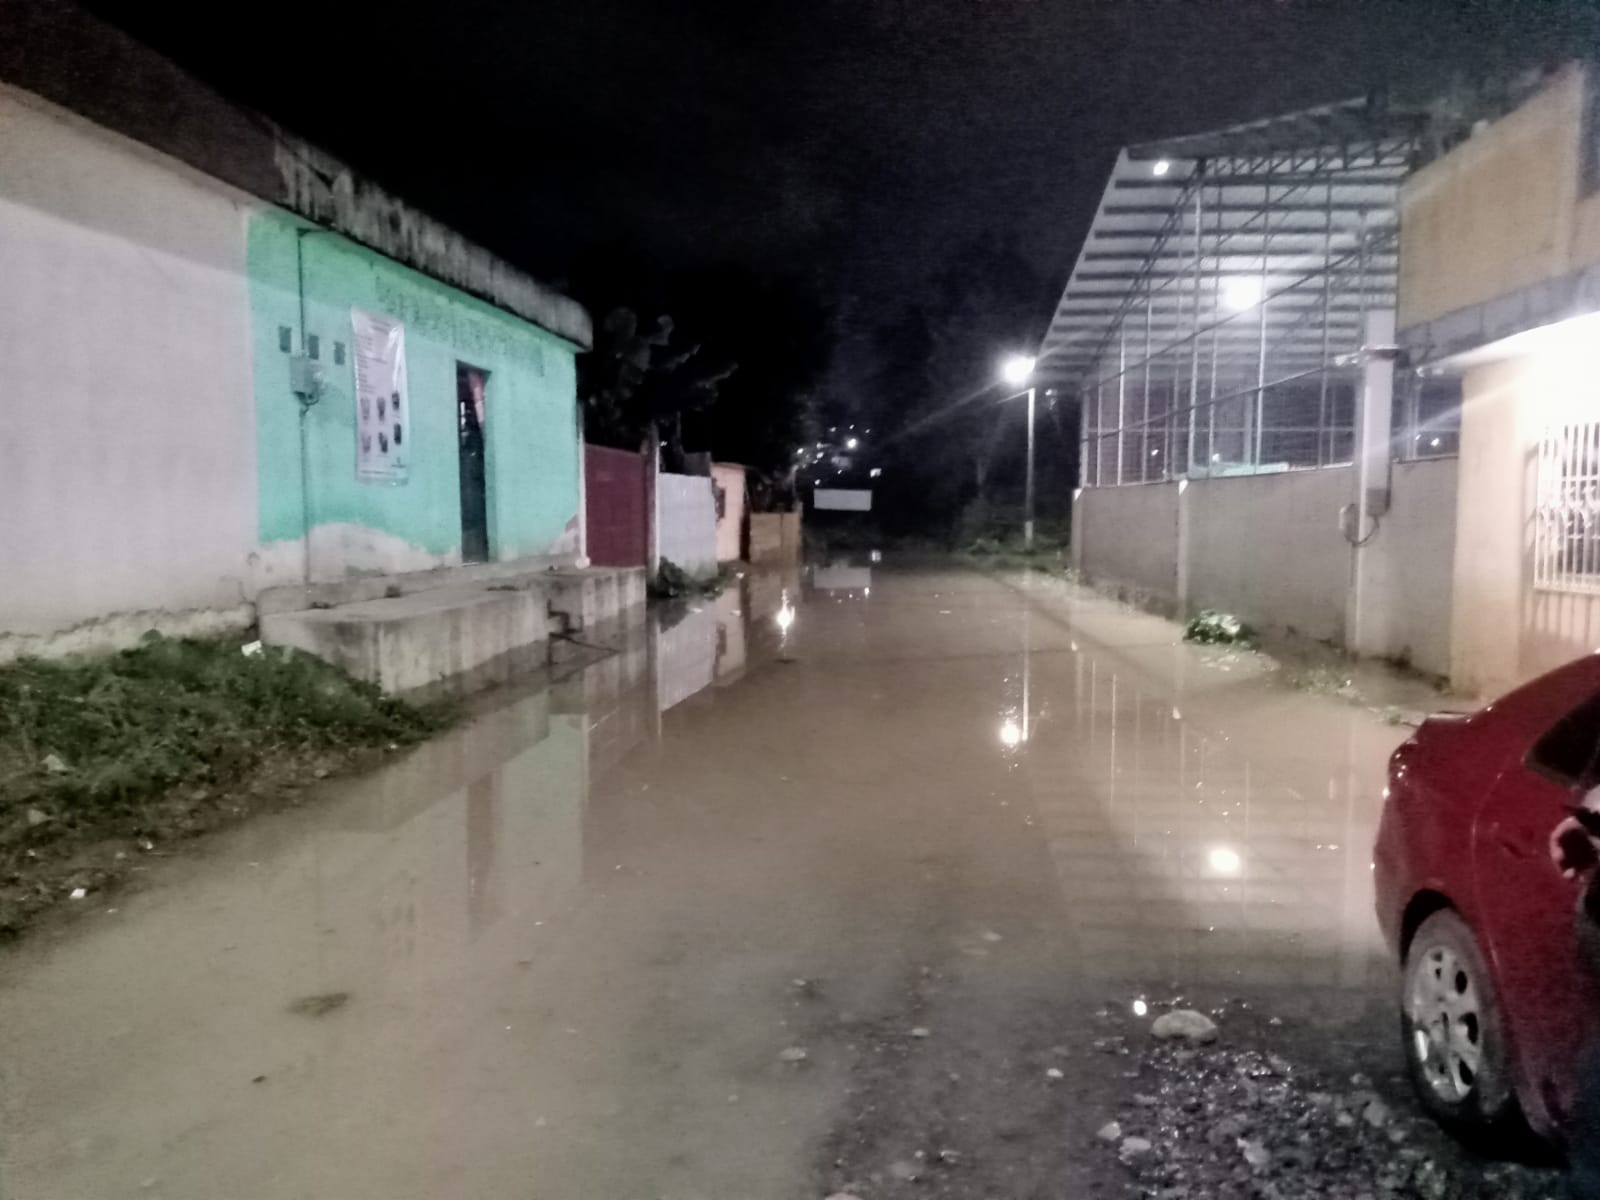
[1375,655,1600,1140]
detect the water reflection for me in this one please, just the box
[1024,637,1391,991]
[0,564,1408,1197]
[649,569,800,711]
[811,560,872,593]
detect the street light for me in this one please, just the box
[1000,353,1035,387]
[997,353,1038,549]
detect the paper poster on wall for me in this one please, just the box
[351,309,411,483]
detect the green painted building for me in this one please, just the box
[248,210,587,585]
[0,6,597,659]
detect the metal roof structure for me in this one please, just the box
[1038,97,1436,484]
[1040,98,1429,388]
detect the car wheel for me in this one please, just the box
[1401,909,1516,1130]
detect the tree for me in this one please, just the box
[579,307,736,466]
[573,252,831,483]
[863,233,1056,537]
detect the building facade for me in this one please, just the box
[0,11,592,661]
[1057,71,1600,697]
[1399,63,1600,696]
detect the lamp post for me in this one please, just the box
[999,353,1038,549]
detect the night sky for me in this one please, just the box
[83,0,1600,397]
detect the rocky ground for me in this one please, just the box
[1100,1007,1561,1200]
[816,991,1565,1200]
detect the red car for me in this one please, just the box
[1375,653,1600,1139]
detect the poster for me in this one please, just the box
[351,309,411,483]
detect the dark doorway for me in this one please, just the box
[456,363,490,563]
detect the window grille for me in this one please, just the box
[1535,421,1600,594]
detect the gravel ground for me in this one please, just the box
[816,989,1567,1200]
[1103,1012,1563,1200]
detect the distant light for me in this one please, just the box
[999,719,1024,748]
[1208,846,1242,876]
[1211,453,1221,462]
[1152,159,1171,177]
[869,467,882,478]
[846,437,859,450]
[1150,448,1159,457]
[999,353,1036,386]
[776,595,796,632]
[1132,998,1149,1017]
[1429,437,1441,448]
[1222,276,1263,312]
[870,550,882,563]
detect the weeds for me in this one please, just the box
[0,633,451,933]
[1183,610,1257,646]
[649,558,724,600]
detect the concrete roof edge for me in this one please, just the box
[0,0,591,349]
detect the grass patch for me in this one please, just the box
[0,633,452,935]
[1182,610,1257,646]
[648,557,725,600]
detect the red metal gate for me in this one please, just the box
[585,444,649,567]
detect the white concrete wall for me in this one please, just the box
[0,84,257,657]
[1074,483,1179,609]
[655,473,718,578]
[1185,468,1355,643]
[1353,458,1458,676]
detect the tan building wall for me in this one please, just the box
[1399,63,1600,331]
[749,512,801,565]
[711,462,746,562]
[1451,345,1600,697]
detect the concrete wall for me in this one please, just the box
[1400,64,1600,331]
[749,513,802,564]
[1351,459,1459,676]
[1452,349,1600,697]
[0,84,258,656]
[1186,468,1355,643]
[655,473,717,578]
[247,210,583,586]
[711,462,746,562]
[1073,483,1179,610]
[1075,463,1459,675]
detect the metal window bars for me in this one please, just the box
[1535,421,1600,595]
[1038,99,1444,487]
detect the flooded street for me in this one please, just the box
[0,565,1442,1199]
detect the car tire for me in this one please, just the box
[1401,909,1517,1131]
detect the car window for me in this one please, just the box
[1529,691,1600,788]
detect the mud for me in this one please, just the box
[0,563,1557,1198]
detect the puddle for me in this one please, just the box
[0,563,1412,1198]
